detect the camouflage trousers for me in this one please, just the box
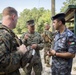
[51,65,71,75]
[23,55,42,75]
[44,47,50,65]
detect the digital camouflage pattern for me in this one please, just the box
[21,31,44,75]
[21,46,36,68]
[0,25,23,75]
[42,30,52,65]
[52,28,76,75]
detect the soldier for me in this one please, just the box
[21,20,44,75]
[48,13,76,75]
[0,7,28,75]
[42,23,52,67]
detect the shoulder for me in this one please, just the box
[54,31,59,37]
[45,30,51,33]
[21,32,28,36]
[0,29,12,41]
[47,30,52,34]
[35,32,40,35]
[65,29,75,39]
[65,29,76,42]
[35,32,42,38]
[0,25,12,37]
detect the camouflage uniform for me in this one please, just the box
[0,25,23,75]
[42,30,52,65]
[21,31,44,75]
[52,28,76,75]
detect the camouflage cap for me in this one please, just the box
[26,20,35,26]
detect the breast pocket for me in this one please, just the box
[33,37,40,43]
[58,37,67,49]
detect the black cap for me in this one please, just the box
[51,13,65,20]
[26,20,35,26]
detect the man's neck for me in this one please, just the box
[2,23,12,29]
[2,17,12,29]
[28,30,35,34]
[59,25,66,34]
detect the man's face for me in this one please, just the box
[45,25,50,30]
[11,14,18,29]
[14,15,18,28]
[27,25,35,33]
[53,19,61,30]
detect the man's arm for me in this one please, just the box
[50,34,76,58]
[55,52,75,58]
[49,50,75,58]
[37,34,44,50]
[0,34,27,73]
[20,33,28,45]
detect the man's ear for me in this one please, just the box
[59,21,62,25]
[11,14,15,20]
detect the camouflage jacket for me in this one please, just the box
[42,30,53,47]
[52,28,76,74]
[0,25,23,73]
[21,31,44,57]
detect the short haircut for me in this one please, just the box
[3,7,17,16]
[57,17,65,25]
[52,13,65,25]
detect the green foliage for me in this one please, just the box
[16,9,31,34]
[60,0,76,30]
[60,0,76,12]
[15,7,52,34]
[0,13,2,20]
[0,8,52,34]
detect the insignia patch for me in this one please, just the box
[68,42,75,45]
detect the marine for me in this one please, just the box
[42,23,52,67]
[0,7,27,75]
[21,20,44,75]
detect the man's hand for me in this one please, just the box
[24,34,29,40]
[31,44,37,49]
[47,51,52,56]
[50,49,56,56]
[18,44,27,54]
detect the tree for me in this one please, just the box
[51,0,55,31]
[15,7,52,34]
[0,8,52,34]
[14,9,31,34]
[60,0,76,31]
[37,10,51,33]
[60,0,76,12]
[0,13,2,20]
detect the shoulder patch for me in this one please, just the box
[67,32,73,37]
[67,29,74,37]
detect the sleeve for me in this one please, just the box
[49,31,53,41]
[20,32,27,45]
[0,33,23,69]
[67,35,76,54]
[49,31,53,38]
[37,34,44,50]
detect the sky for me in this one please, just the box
[0,0,66,15]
